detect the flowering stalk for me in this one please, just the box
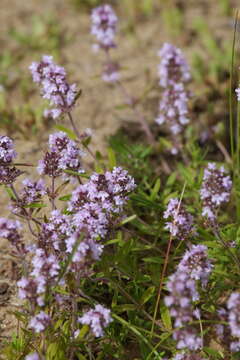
[90,4,154,144]
[156,43,191,155]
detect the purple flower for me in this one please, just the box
[29,311,51,333]
[165,271,199,328]
[157,43,191,88]
[39,210,74,251]
[11,178,46,215]
[163,198,194,240]
[177,245,213,286]
[91,4,118,51]
[236,87,240,101]
[0,136,17,163]
[25,353,40,360]
[156,43,191,153]
[0,218,24,253]
[200,163,232,222]
[31,248,60,280]
[78,304,112,337]
[173,352,206,360]
[29,56,78,119]
[37,132,84,180]
[17,276,45,307]
[227,292,240,338]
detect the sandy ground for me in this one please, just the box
[0,0,237,343]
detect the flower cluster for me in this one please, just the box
[18,247,60,308]
[0,218,25,254]
[78,304,112,337]
[0,135,21,184]
[38,132,84,180]
[227,292,240,352]
[11,178,46,215]
[91,5,120,83]
[66,167,136,272]
[30,55,78,119]
[91,4,118,51]
[29,311,51,333]
[165,245,212,351]
[156,43,191,153]
[200,163,232,222]
[0,136,17,163]
[177,245,213,286]
[163,198,194,240]
[25,353,40,360]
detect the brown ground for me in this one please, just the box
[0,0,237,345]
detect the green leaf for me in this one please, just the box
[160,305,172,331]
[142,257,164,264]
[150,178,161,201]
[55,124,77,140]
[24,202,47,208]
[140,286,155,305]
[4,186,17,200]
[107,147,116,169]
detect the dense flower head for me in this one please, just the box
[39,210,73,251]
[177,245,213,286]
[165,243,212,352]
[91,4,118,51]
[29,311,51,333]
[156,43,191,153]
[68,167,136,240]
[0,136,17,164]
[0,165,22,184]
[17,276,45,307]
[157,43,191,88]
[38,132,84,179]
[163,198,194,240]
[31,248,60,281]
[66,235,104,274]
[200,163,232,221]
[165,270,203,351]
[29,55,78,119]
[0,217,22,246]
[11,178,46,214]
[227,292,240,340]
[165,271,199,327]
[78,304,112,337]
[156,83,190,135]
[173,328,203,351]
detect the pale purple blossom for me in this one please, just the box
[25,353,40,360]
[0,136,17,163]
[164,198,194,240]
[236,87,240,101]
[17,276,45,307]
[200,163,232,222]
[78,304,112,337]
[173,352,206,360]
[91,5,118,51]
[156,43,191,153]
[37,132,84,180]
[0,218,23,252]
[177,245,213,286]
[29,311,51,333]
[227,292,240,338]
[29,55,78,118]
